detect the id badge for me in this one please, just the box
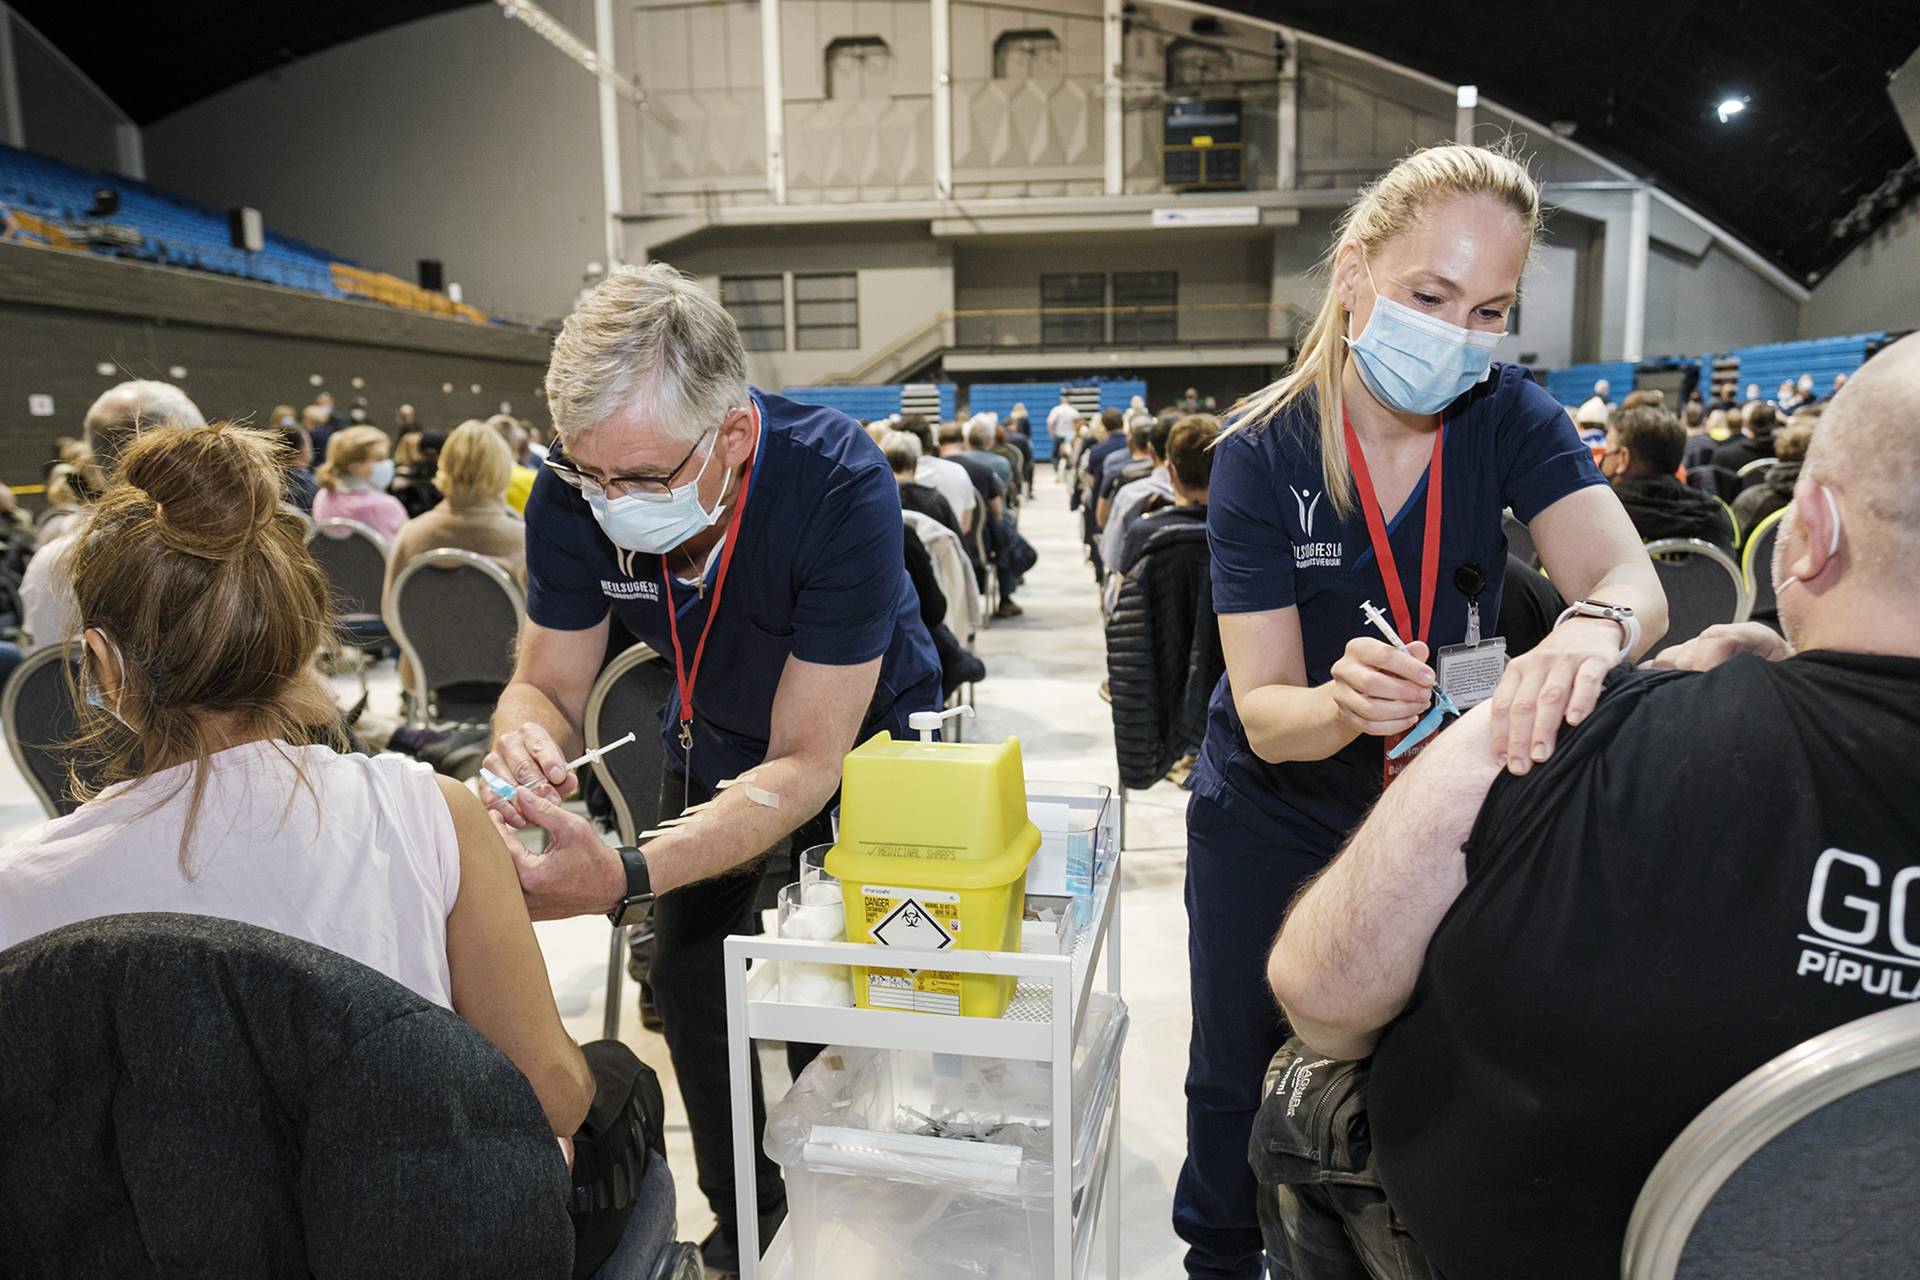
[1436,637,1509,710]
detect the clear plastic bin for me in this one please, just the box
[765,994,1129,1280]
[1026,782,1114,926]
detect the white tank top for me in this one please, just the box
[0,740,462,1008]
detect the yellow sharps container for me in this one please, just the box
[825,710,1041,1017]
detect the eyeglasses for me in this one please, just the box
[543,430,713,500]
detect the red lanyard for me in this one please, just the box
[1343,411,1444,647]
[660,405,758,753]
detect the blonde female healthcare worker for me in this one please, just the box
[1176,144,1668,1279]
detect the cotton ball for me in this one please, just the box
[782,965,854,1006]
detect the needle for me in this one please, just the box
[479,732,636,801]
[1359,600,1460,716]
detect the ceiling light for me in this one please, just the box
[1715,97,1747,124]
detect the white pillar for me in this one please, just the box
[761,0,787,204]
[1276,36,1297,190]
[1454,83,1477,145]
[931,0,952,199]
[1102,0,1123,196]
[113,122,143,179]
[0,6,23,149]
[593,0,626,266]
[1623,184,1651,363]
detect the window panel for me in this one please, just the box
[794,272,858,350]
[1041,273,1106,347]
[1112,271,1178,345]
[721,275,786,351]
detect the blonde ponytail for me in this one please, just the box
[1224,141,1541,518]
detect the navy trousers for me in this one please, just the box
[1175,793,1334,1280]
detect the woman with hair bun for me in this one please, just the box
[0,422,595,1143]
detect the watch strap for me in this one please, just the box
[1556,600,1639,662]
[608,844,653,928]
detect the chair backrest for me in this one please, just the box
[1736,457,1777,481]
[1502,510,1538,569]
[585,644,677,844]
[281,502,317,535]
[1642,539,1750,659]
[0,912,573,1277]
[388,549,526,718]
[1712,495,1741,549]
[1623,1002,1920,1280]
[1,641,108,818]
[305,518,391,622]
[903,509,980,637]
[1740,508,1786,625]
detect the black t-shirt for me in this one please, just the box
[899,482,961,539]
[1712,435,1774,474]
[1370,651,1920,1280]
[947,450,1004,507]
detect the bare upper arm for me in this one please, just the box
[1529,485,1653,602]
[436,774,593,1136]
[1219,607,1309,714]
[509,616,611,724]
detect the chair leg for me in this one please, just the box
[602,924,627,1041]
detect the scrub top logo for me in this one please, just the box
[1289,485,1342,569]
[1290,485,1323,535]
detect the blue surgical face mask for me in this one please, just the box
[1346,258,1505,416]
[369,458,396,491]
[586,431,731,556]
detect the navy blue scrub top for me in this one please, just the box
[524,389,942,792]
[1192,363,1605,848]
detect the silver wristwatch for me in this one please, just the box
[1555,599,1640,661]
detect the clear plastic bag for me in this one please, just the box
[764,995,1130,1279]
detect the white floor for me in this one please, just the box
[0,468,1197,1277]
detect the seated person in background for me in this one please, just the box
[33,446,99,550]
[902,523,986,697]
[1266,333,1920,1280]
[312,425,406,541]
[1733,418,1813,535]
[939,421,1005,527]
[1677,400,1716,471]
[279,424,318,514]
[883,431,961,539]
[1099,415,1174,573]
[1712,399,1778,475]
[899,414,977,536]
[491,414,539,514]
[963,416,1015,494]
[1117,414,1216,579]
[1078,407,1127,511]
[301,403,335,464]
[384,420,525,594]
[1096,417,1155,525]
[388,428,445,520]
[20,379,204,650]
[1602,403,1736,551]
[0,423,595,1144]
[999,416,1034,493]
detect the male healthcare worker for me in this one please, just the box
[480,263,941,1277]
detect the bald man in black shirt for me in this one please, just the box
[1267,333,1920,1280]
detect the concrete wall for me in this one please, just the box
[0,243,552,485]
[7,12,121,173]
[142,2,606,325]
[654,224,954,387]
[1800,198,1920,339]
[1644,240,1799,356]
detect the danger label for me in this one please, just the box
[871,898,954,949]
[860,885,964,1014]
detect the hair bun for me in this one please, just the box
[117,424,282,563]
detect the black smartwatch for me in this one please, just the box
[608,844,654,928]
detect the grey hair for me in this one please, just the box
[880,430,922,472]
[965,415,996,449]
[84,380,206,476]
[545,261,750,446]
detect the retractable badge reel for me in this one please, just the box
[1435,562,1508,712]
